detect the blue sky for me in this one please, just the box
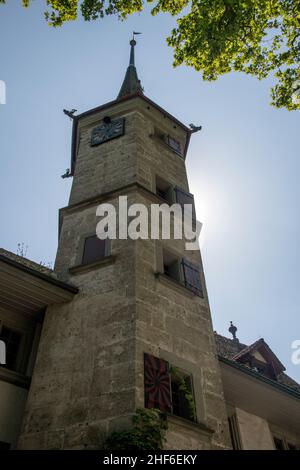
[0,2,299,382]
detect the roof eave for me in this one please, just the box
[0,254,78,294]
[218,355,300,400]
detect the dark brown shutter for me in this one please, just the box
[144,353,171,412]
[82,235,106,265]
[174,187,196,220]
[182,259,203,297]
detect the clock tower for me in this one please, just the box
[18,38,231,450]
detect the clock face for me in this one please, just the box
[91,118,125,146]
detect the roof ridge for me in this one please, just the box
[214,331,247,349]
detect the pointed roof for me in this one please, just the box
[117,36,143,99]
[215,332,300,393]
[232,338,285,375]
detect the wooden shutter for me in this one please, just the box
[82,235,106,265]
[144,353,172,412]
[174,187,196,220]
[228,414,242,450]
[167,136,182,156]
[181,259,203,297]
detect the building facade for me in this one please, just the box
[215,333,300,450]
[0,39,299,450]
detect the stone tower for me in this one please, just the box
[18,39,231,450]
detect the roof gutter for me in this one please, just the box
[218,355,300,401]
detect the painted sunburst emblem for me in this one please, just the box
[144,353,171,412]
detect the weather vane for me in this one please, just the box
[133,31,142,39]
[131,31,142,46]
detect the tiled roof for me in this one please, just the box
[214,332,300,394]
[276,372,300,393]
[0,248,56,278]
[214,332,247,359]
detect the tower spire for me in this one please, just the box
[117,33,143,99]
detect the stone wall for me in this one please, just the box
[133,196,230,449]
[18,194,138,449]
[18,96,230,449]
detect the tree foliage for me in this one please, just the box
[1,0,300,110]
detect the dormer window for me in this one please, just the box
[237,354,278,380]
[232,339,285,381]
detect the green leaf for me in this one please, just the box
[1,0,300,110]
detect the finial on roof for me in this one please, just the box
[118,33,144,99]
[229,321,238,341]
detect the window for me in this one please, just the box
[163,250,181,284]
[82,235,107,265]
[155,179,196,222]
[144,353,196,422]
[152,128,183,157]
[171,368,196,421]
[162,250,204,298]
[155,178,196,225]
[166,136,182,156]
[0,315,36,378]
[0,325,22,372]
[249,359,277,380]
[174,187,196,222]
[155,176,174,205]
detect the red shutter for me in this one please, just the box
[174,187,196,220]
[144,353,171,412]
[182,259,203,297]
[82,235,106,265]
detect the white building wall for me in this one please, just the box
[236,407,275,450]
